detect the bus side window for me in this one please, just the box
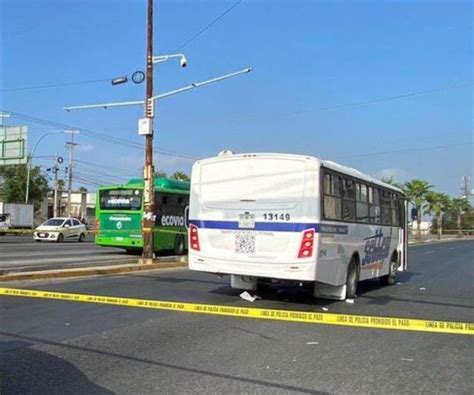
[342,178,356,221]
[322,171,342,220]
[356,183,369,223]
[369,188,381,224]
[380,190,392,225]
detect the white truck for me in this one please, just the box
[0,203,34,233]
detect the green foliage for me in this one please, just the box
[0,164,49,210]
[153,169,167,178]
[425,192,451,217]
[403,179,433,209]
[171,171,190,182]
[380,176,402,189]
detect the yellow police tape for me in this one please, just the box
[1,287,472,335]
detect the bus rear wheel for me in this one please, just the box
[174,235,185,255]
[380,254,398,286]
[346,258,359,299]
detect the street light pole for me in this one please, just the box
[65,130,79,217]
[141,0,155,264]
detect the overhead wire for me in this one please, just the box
[2,110,201,160]
[2,1,243,93]
[173,0,242,51]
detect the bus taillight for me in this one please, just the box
[190,224,200,251]
[298,229,314,258]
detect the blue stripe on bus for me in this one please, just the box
[188,220,348,234]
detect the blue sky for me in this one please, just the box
[1,0,472,195]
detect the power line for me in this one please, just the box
[74,159,140,178]
[0,77,113,93]
[174,0,242,51]
[3,109,201,160]
[337,141,474,159]
[2,1,243,93]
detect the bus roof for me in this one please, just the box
[196,152,404,194]
[98,177,190,192]
[321,160,404,194]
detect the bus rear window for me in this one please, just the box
[100,189,142,210]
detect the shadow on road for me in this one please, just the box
[0,332,327,395]
[0,340,114,394]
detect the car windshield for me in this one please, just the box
[42,219,65,226]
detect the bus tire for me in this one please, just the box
[57,234,64,243]
[174,235,185,255]
[380,253,398,286]
[346,257,359,299]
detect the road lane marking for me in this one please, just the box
[424,250,435,254]
[1,287,473,336]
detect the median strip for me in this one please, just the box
[1,286,472,335]
[0,258,187,281]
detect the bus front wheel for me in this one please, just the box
[346,258,359,299]
[174,235,185,255]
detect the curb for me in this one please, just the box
[408,237,474,246]
[0,258,188,282]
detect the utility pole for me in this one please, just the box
[65,131,79,217]
[53,153,60,217]
[460,176,470,199]
[141,0,155,264]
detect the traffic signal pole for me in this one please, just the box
[140,0,155,264]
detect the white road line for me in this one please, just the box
[425,250,435,254]
[0,255,132,268]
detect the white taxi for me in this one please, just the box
[34,217,87,242]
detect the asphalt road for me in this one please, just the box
[0,235,136,273]
[1,240,473,394]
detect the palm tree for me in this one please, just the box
[171,171,190,182]
[451,198,471,237]
[380,176,402,189]
[403,179,433,240]
[426,192,451,240]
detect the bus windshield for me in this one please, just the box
[99,189,142,210]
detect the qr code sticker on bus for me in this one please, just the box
[235,232,256,254]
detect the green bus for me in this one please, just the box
[95,177,190,255]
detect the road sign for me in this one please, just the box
[0,126,28,166]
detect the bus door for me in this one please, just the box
[399,198,408,271]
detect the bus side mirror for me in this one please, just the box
[411,208,418,221]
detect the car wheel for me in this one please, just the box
[174,235,185,255]
[57,234,64,243]
[346,257,359,299]
[380,254,398,286]
[78,233,85,242]
[35,239,42,243]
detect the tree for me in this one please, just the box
[57,179,65,191]
[78,186,88,193]
[403,179,433,240]
[153,169,167,178]
[381,176,402,189]
[450,198,471,237]
[171,171,190,182]
[0,164,49,211]
[425,192,451,240]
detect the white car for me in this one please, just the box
[34,217,87,242]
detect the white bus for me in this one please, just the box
[188,152,407,300]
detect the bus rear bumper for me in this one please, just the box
[189,253,316,282]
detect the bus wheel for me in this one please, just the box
[174,235,185,255]
[380,255,398,286]
[346,258,359,299]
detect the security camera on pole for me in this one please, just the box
[63,0,253,264]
